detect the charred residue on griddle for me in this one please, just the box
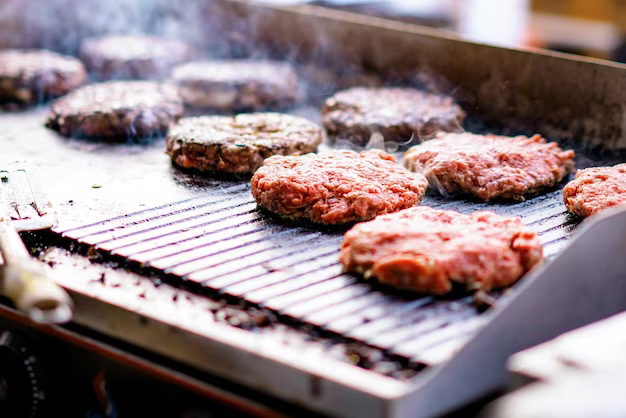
[31,238,423,378]
[88,272,107,285]
[86,245,102,261]
[261,262,287,273]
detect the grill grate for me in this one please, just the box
[55,179,580,362]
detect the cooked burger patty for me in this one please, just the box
[79,35,195,80]
[0,49,86,107]
[563,164,626,217]
[46,81,183,140]
[322,87,466,145]
[340,206,544,294]
[251,149,429,224]
[404,132,576,201]
[166,113,323,173]
[170,60,301,111]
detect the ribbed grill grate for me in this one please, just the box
[55,181,579,362]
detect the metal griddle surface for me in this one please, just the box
[1,106,622,367]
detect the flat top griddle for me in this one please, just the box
[2,102,622,378]
[2,2,626,417]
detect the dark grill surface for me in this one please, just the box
[55,178,582,363]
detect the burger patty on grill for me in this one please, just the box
[340,206,544,294]
[166,113,323,173]
[403,132,576,201]
[79,35,196,80]
[45,81,183,140]
[322,87,466,145]
[170,60,301,112]
[0,49,86,107]
[251,149,429,224]
[563,164,626,217]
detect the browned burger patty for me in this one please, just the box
[563,164,626,217]
[404,132,576,201]
[322,87,466,145]
[340,206,544,294]
[251,149,429,224]
[0,49,86,107]
[79,35,195,80]
[166,113,323,173]
[46,81,183,140]
[170,60,301,112]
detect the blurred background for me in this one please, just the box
[3,0,626,62]
[272,0,626,62]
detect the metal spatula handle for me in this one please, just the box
[0,223,72,323]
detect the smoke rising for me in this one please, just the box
[0,0,468,147]
[0,0,228,54]
[0,0,463,95]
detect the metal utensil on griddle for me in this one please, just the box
[0,162,72,323]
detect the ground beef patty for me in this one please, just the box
[170,60,301,111]
[0,49,86,107]
[251,149,428,224]
[340,206,544,294]
[46,81,183,140]
[404,132,575,201]
[166,113,323,173]
[322,87,466,145]
[563,164,626,217]
[79,35,195,80]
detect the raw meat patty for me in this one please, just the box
[166,113,323,173]
[251,149,429,224]
[404,132,575,201]
[46,81,183,140]
[170,60,301,111]
[340,206,544,294]
[563,164,626,217]
[322,87,466,145]
[0,49,86,107]
[79,35,196,80]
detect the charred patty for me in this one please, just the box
[322,87,466,145]
[340,206,544,294]
[166,113,323,173]
[0,49,86,107]
[404,132,575,201]
[46,81,183,140]
[251,149,429,224]
[170,60,301,112]
[79,35,196,80]
[563,164,626,217]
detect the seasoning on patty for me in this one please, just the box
[45,81,183,141]
[563,164,626,217]
[79,35,196,80]
[404,132,575,201]
[340,206,544,294]
[166,113,323,173]
[170,60,301,112]
[322,87,465,145]
[0,49,86,107]
[251,149,429,224]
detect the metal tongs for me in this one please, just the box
[0,162,72,323]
